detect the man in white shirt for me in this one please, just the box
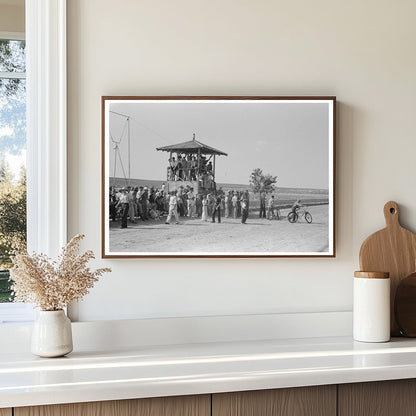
[116,188,129,228]
[128,187,136,223]
[165,190,179,224]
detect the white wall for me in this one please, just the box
[0,3,24,33]
[67,0,416,322]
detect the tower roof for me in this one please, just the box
[156,135,227,156]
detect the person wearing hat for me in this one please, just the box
[139,186,149,220]
[211,193,222,223]
[116,188,129,228]
[201,194,208,221]
[267,194,275,219]
[195,193,203,218]
[241,194,249,224]
[136,186,144,220]
[128,187,136,223]
[232,191,238,219]
[165,190,179,224]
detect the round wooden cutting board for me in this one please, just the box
[359,201,416,336]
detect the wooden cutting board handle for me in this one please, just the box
[384,201,400,228]
[359,201,416,336]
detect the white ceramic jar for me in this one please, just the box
[31,310,73,357]
[353,271,390,343]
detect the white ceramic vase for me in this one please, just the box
[31,310,73,357]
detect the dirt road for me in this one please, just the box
[109,205,329,254]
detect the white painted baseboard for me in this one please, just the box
[0,311,352,353]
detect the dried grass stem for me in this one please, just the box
[10,234,111,310]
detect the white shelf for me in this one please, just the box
[2,336,416,408]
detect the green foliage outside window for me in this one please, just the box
[0,39,27,302]
[0,162,26,302]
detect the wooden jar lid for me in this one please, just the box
[354,271,390,279]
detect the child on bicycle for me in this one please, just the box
[291,199,303,214]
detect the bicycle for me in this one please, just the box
[287,207,312,223]
[267,207,281,220]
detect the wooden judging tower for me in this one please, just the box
[156,134,227,194]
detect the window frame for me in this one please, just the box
[26,0,67,257]
[0,0,67,324]
[0,31,25,41]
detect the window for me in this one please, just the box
[0,36,27,306]
[0,0,67,324]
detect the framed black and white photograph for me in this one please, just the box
[102,96,335,258]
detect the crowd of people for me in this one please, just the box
[167,153,215,189]
[109,185,258,228]
[110,184,307,229]
[109,185,168,229]
[164,188,252,224]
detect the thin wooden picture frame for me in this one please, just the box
[102,96,336,258]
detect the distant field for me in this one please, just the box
[109,177,329,209]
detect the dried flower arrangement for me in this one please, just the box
[10,234,111,311]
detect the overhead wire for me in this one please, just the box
[110,111,129,181]
[110,108,172,146]
[109,108,177,184]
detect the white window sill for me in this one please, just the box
[0,303,36,325]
